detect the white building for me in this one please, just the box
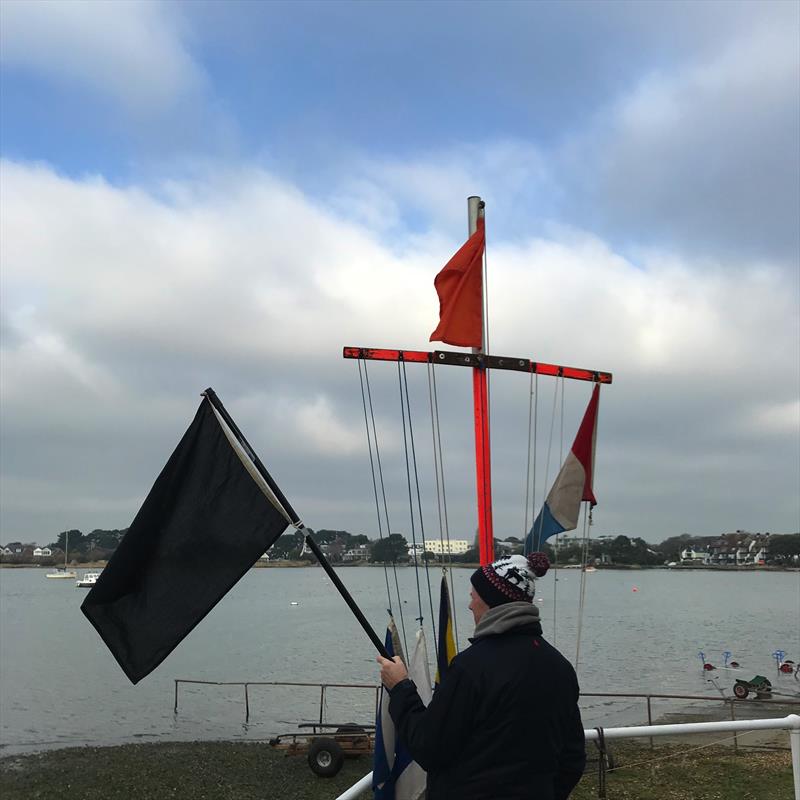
[680,548,710,564]
[422,539,470,555]
[343,545,370,562]
[33,547,52,557]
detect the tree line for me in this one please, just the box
[2,527,798,566]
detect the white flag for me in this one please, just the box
[395,628,431,800]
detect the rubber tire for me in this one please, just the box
[733,683,748,699]
[308,737,344,778]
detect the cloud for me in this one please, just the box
[0,0,202,112]
[1,158,797,545]
[565,19,800,262]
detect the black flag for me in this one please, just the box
[82,391,293,684]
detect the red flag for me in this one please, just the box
[429,217,485,347]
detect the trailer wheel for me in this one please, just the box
[733,683,748,699]
[308,737,344,777]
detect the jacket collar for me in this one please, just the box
[470,601,542,642]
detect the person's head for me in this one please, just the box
[469,552,550,624]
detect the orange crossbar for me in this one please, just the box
[343,347,612,384]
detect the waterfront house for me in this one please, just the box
[343,544,370,562]
[680,547,711,564]
[33,547,52,558]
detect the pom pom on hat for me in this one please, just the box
[470,551,549,608]
[527,551,550,578]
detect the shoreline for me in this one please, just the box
[3,561,797,572]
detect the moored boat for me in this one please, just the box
[76,571,101,588]
[45,531,76,579]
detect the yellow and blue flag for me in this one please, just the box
[435,573,457,687]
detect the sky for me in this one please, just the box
[1,0,798,546]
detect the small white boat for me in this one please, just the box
[46,568,77,579]
[76,571,101,588]
[46,531,76,579]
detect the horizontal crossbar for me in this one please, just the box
[343,347,612,384]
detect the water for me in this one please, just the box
[1,566,798,754]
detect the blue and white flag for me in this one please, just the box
[373,621,430,800]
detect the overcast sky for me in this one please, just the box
[1,0,798,547]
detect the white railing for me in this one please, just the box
[334,713,800,800]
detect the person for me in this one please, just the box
[377,552,586,800]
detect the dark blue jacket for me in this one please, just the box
[388,614,585,800]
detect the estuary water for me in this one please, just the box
[1,566,798,754]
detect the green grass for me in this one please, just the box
[571,742,793,800]
[0,741,793,799]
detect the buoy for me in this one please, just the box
[703,662,716,671]
[730,661,740,668]
[632,586,639,592]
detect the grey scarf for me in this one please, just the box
[471,601,541,641]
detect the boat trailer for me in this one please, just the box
[269,722,374,777]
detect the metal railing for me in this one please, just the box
[581,690,800,751]
[335,713,800,800]
[172,680,799,733]
[173,679,379,725]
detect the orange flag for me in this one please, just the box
[429,217,485,347]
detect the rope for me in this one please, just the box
[605,729,765,773]
[532,372,538,543]
[530,376,560,552]
[575,503,591,670]
[357,359,394,616]
[400,360,438,656]
[397,361,425,629]
[360,359,408,655]
[523,369,535,537]
[553,376,565,645]
[429,362,460,651]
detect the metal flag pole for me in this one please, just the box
[468,196,494,565]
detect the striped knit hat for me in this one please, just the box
[470,553,550,608]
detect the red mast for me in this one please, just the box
[344,196,612,569]
[468,197,494,566]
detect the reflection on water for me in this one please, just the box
[1,566,798,753]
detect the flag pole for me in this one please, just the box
[468,197,494,566]
[302,535,391,660]
[202,388,391,661]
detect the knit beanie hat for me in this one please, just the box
[470,552,550,608]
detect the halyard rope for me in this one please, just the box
[358,358,408,655]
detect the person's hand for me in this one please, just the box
[377,655,408,689]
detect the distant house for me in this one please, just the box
[708,532,768,565]
[33,547,52,557]
[320,539,346,560]
[680,547,710,564]
[343,544,370,562]
[1,542,33,558]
